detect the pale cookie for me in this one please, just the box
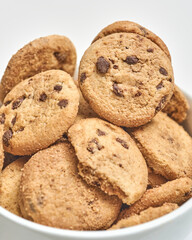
[92,20,171,61]
[163,85,189,123]
[129,112,192,180]
[0,125,4,172]
[110,203,178,230]
[148,167,167,188]
[79,33,174,127]
[1,70,79,155]
[118,177,192,220]
[0,157,29,216]
[0,35,76,101]
[19,142,121,230]
[68,118,148,205]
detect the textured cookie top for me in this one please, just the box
[68,118,148,205]
[92,20,171,61]
[130,112,192,180]
[0,70,79,155]
[0,157,28,216]
[0,35,77,101]
[79,33,174,127]
[19,142,121,230]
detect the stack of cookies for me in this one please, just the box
[0,21,191,231]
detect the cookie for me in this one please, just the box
[0,35,76,101]
[110,203,178,230]
[118,177,192,220]
[0,70,79,155]
[0,157,29,216]
[68,118,148,205]
[163,85,189,123]
[92,21,171,61]
[79,32,174,127]
[19,142,121,230]
[129,112,192,180]
[148,167,167,188]
[0,125,4,172]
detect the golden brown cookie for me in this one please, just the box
[92,21,171,61]
[118,177,192,220]
[129,112,192,180]
[0,157,29,216]
[1,70,79,155]
[0,35,76,101]
[163,85,189,123]
[19,142,121,230]
[110,203,178,230]
[79,33,174,127]
[68,118,148,205]
[148,167,167,188]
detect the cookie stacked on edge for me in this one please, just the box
[0,21,191,231]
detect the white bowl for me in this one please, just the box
[0,94,192,240]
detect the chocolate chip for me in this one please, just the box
[147,48,154,53]
[0,113,5,124]
[58,99,68,109]
[135,91,142,97]
[87,138,104,153]
[96,56,110,74]
[159,67,168,76]
[119,163,123,168]
[125,46,129,49]
[124,56,139,65]
[4,100,11,106]
[12,96,25,110]
[109,59,115,64]
[97,129,106,136]
[87,146,94,154]
[54,52,67,63]
[3,129,13,147]
[112,83,124,97]
[11,116,16,126]
[155,96,167,113]
[168,78,172,82]
[156,81,164,90]
[116,138,129,149]
[54,85,62,92]
[139,26,148,36]
[113,65,118,69]
[39,93,47,102]
[80,73,87,83]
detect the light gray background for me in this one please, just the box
[0,0,191,239]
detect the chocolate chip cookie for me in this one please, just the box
[68,118,148,205]
[0,125,4,172]
[92,20,171,61]
[129,112,192,180]
[1,70,79,155]
[0,35,76,101]
[79,33,174,127]
[19,142,121,230]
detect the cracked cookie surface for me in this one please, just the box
[19,142,121,230]
[68,118,148,205]
[79,33,174,127]
[0,70,79,155]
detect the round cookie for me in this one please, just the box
[0,35,76,101]
[110,203,178,230]
[79,33,174,127]
[0,70,79,155]
[129,112,192,180]
[68,118,148,205]
[92,20,171,61]
[118,177,192,220]
[19,142,121,230]
[0,157,29,216]
[163,85,189,123]
[0,125,4,172]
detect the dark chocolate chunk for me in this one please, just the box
[156,81,164,90]
[135,91,142,97]
[112,83,124,97]
[87,138,104,153]
[116,138,129,149]
[12,96,25,110]
[0,113,5,124]
[54,52,67,63]
[96,56,110,74]
[11,116,16,126]
[80,73,87,83]
[39,93,47,102]
[4,100,11,106]
[159,67,168,76]
[124,56,139,65]
[58,99,68,108]
[147,48,154,53]
[155,96,167,113]
[109,58,115,64]
[168,78,172,82]
[54,85,62,92]
[3,129,13,147]
[113,65,118,69]
[97,129,106,136]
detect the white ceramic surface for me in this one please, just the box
[0,0,192,239]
